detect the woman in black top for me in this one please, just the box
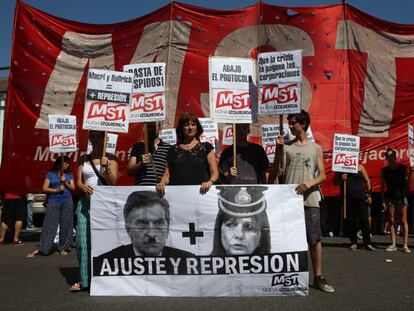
[380,148,410,253]
[334,163,374,251]
[157,112,219,195]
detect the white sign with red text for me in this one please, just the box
[222,125,233,146]
[258,50,302,115]
[408,124,414,167]
[261,124,290,163]
[209,57,255,123]
[332,134,360,173]
[124,63,166,122]
[199,118,219,150]
[48,115,77,153]
[83,69,134,133]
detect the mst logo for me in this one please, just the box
[50,134,75,146]
[216,91,250,109]
[131,93,164,112]
[224,127,233,138]
[265,144,276,155]
[271,274,299,287]
[87,102,126,121]
[334,153,357,166]
[261,84,298,104]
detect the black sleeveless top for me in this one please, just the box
[167,142,213,185]
[346,171,366,200]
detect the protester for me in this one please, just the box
[212,186,270,255]
[127,122,171,185]
[219,124,269,184]
[380,148,410,253]
[157,112,219,195]
[334,163,375,251]
[0,193,25,245]
[271,110,335,293]
[26,193,35,230]
[70,130,119,292]
[27,156,75,257]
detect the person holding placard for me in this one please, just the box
[219,124,269,184]
[334,163,375,251]
[70,130,119,292]
[127,122,171,185]
[381,148,410,253]
[274,110,334,293]
[156,112,219,195]
[27,156,75,257]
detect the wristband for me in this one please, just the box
[208,179,215,184]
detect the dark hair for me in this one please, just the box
[51,156,70,172]
[211,210,271,256]
[175,112,204,143]
[385,147,396,160]
[287,109,310,131]
[124,191,170,225]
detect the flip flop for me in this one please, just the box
[69,283,81,292]
[26,249,40,258]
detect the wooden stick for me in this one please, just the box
[60,154,64,176]
[232,123,237,168]
[102,131,108,158]
[343,179,347,219]
[144,123,149,154]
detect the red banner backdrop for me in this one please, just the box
[3,1,414,195]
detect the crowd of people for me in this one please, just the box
[0,110,412,294]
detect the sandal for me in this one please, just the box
[57,250,69,256]
[69,283,81,292]
[27,249,40,258]
[12,240,24,246]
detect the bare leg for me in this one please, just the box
[13,221,23,242]
[400,204,409,248]
[0,222,8,241]
[388,205,396,247]
[310,241,322,277]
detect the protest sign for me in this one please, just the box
[90,185,308,296]
[409,124,414,167]
[199,118,219,150]
[221,124,233,145]
[209,57,255,123]
[258,50,302,115]
[332,134,360,173]
[261,124,290,163]
[83,69,134,133]
[124,63,166,122]
[159,128,177,145]
[48,115,77,153]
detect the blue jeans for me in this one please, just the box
[26,201,34,228]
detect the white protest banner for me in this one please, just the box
[258,50,302,115]
[199,118,219,150]
[409,124,414,167]
[159,128,177,145]
[87,132,118,155]
[221,124,233,145]
[209,57,255,123]
[261,124,290,163]
[90,185,308,297]
[124,63,166,123]
[48,115,77,153]
[332,134,360,173]
[83,69,134,133]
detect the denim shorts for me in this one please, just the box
[304,206,322,246]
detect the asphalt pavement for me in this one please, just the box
[0,230,413,311]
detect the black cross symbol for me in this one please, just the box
[182,222,204,245]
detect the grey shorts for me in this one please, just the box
[304,206,322,246]
[386,198,408,208]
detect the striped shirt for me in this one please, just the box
[130,140,171,185]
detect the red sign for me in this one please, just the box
[131,93,164,112]
[333,154,358,167]
[261,84,298,105]
[2,2,414,195]
[87,102,126,121]
[215,91,250,110]
[50,134,76,147]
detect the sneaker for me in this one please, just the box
[402,247,411,253]
[313,276,335,293]
[12,240,24,246]
[385,245,397,252]
[349,244,357,251]
[26,227,37,231]
[357,230,363,240]
[366,244,376,251]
